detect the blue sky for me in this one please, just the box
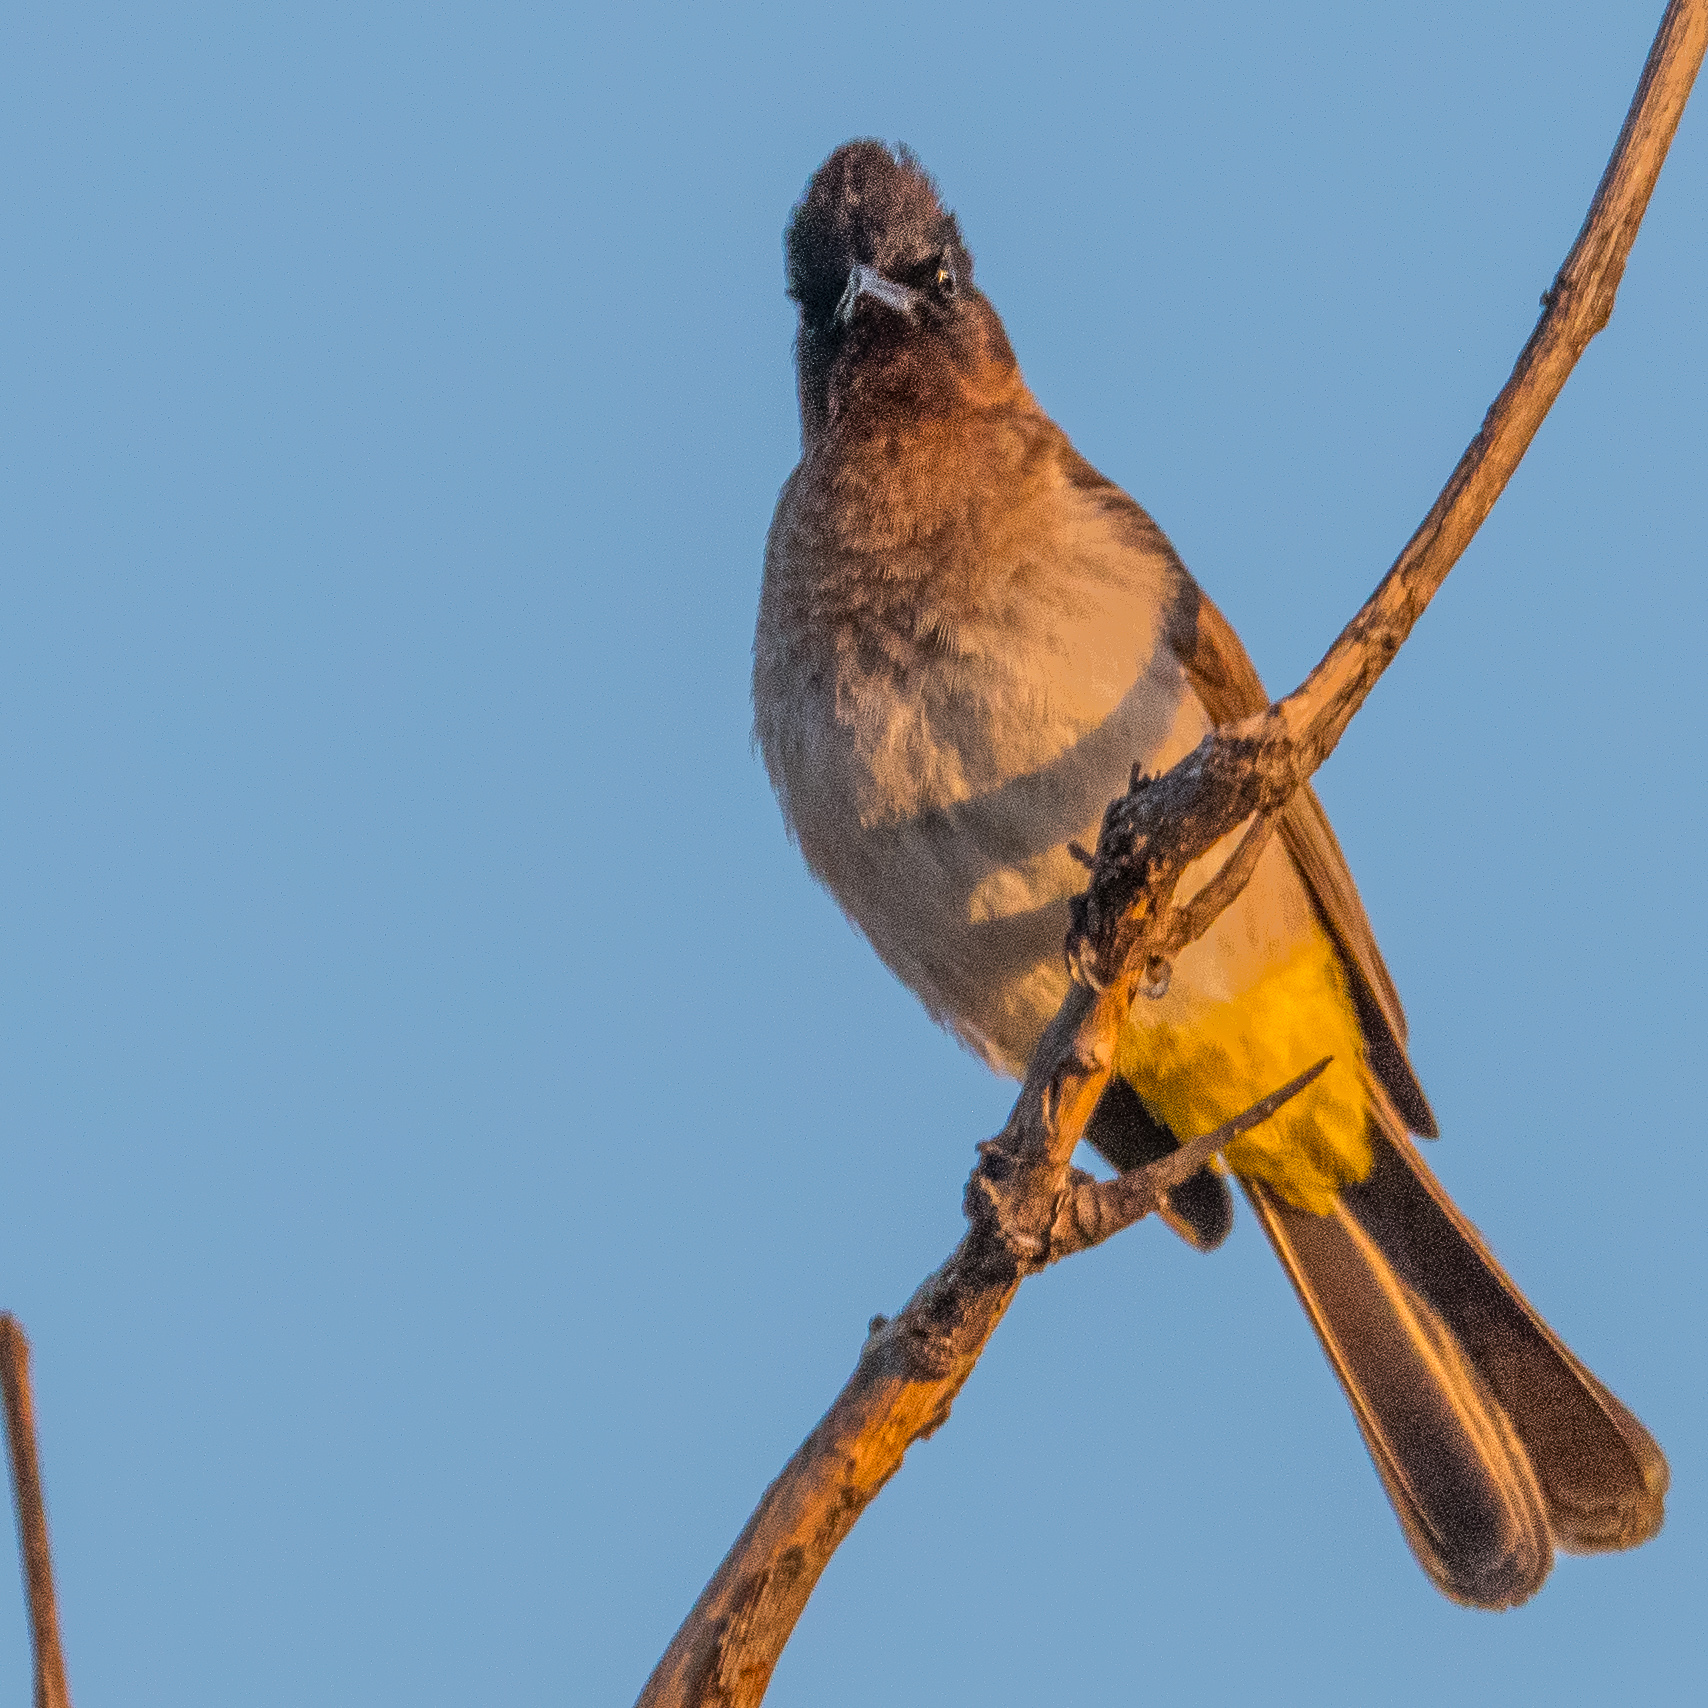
[2,4,1704,1704]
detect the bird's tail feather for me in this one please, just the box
[1245,1127,1667,1607]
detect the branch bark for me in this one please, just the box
[637,1044,1324,1708]
[1,1317,74,1708]
[638,6,1706,1703]
[1074,0,1707,997]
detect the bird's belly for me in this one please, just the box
[771,590,1379,1209]
[837,658,1207,1073]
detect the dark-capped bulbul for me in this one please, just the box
[751,140,1666,1607]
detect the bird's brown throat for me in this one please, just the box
[804,295,1051,573]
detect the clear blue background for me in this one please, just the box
[2,3,1703,1703]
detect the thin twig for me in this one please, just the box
[1049,1058,1331,1257]
[637,7,1706,1703]
[0,1317,73,1708]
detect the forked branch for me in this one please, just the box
[638,6,1706,1704]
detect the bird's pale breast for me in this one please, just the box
[755,422,1373,1208]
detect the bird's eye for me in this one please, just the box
[935,259,957,297]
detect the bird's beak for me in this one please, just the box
[835,262,920,326]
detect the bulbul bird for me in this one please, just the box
[751,141,1668,1607]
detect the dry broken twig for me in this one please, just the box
[1046,1057,1329,1257]
[637,6,1707,1704]
[1,1316,74,1708]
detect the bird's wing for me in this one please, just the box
[1166,570,1437,1135]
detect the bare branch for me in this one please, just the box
[635,1043,1314,1708]
[1,1317,73,1708]
[1074,0,1708,995]
[638,7,1706,1703]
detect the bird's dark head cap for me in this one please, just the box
[785,141,971,328]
